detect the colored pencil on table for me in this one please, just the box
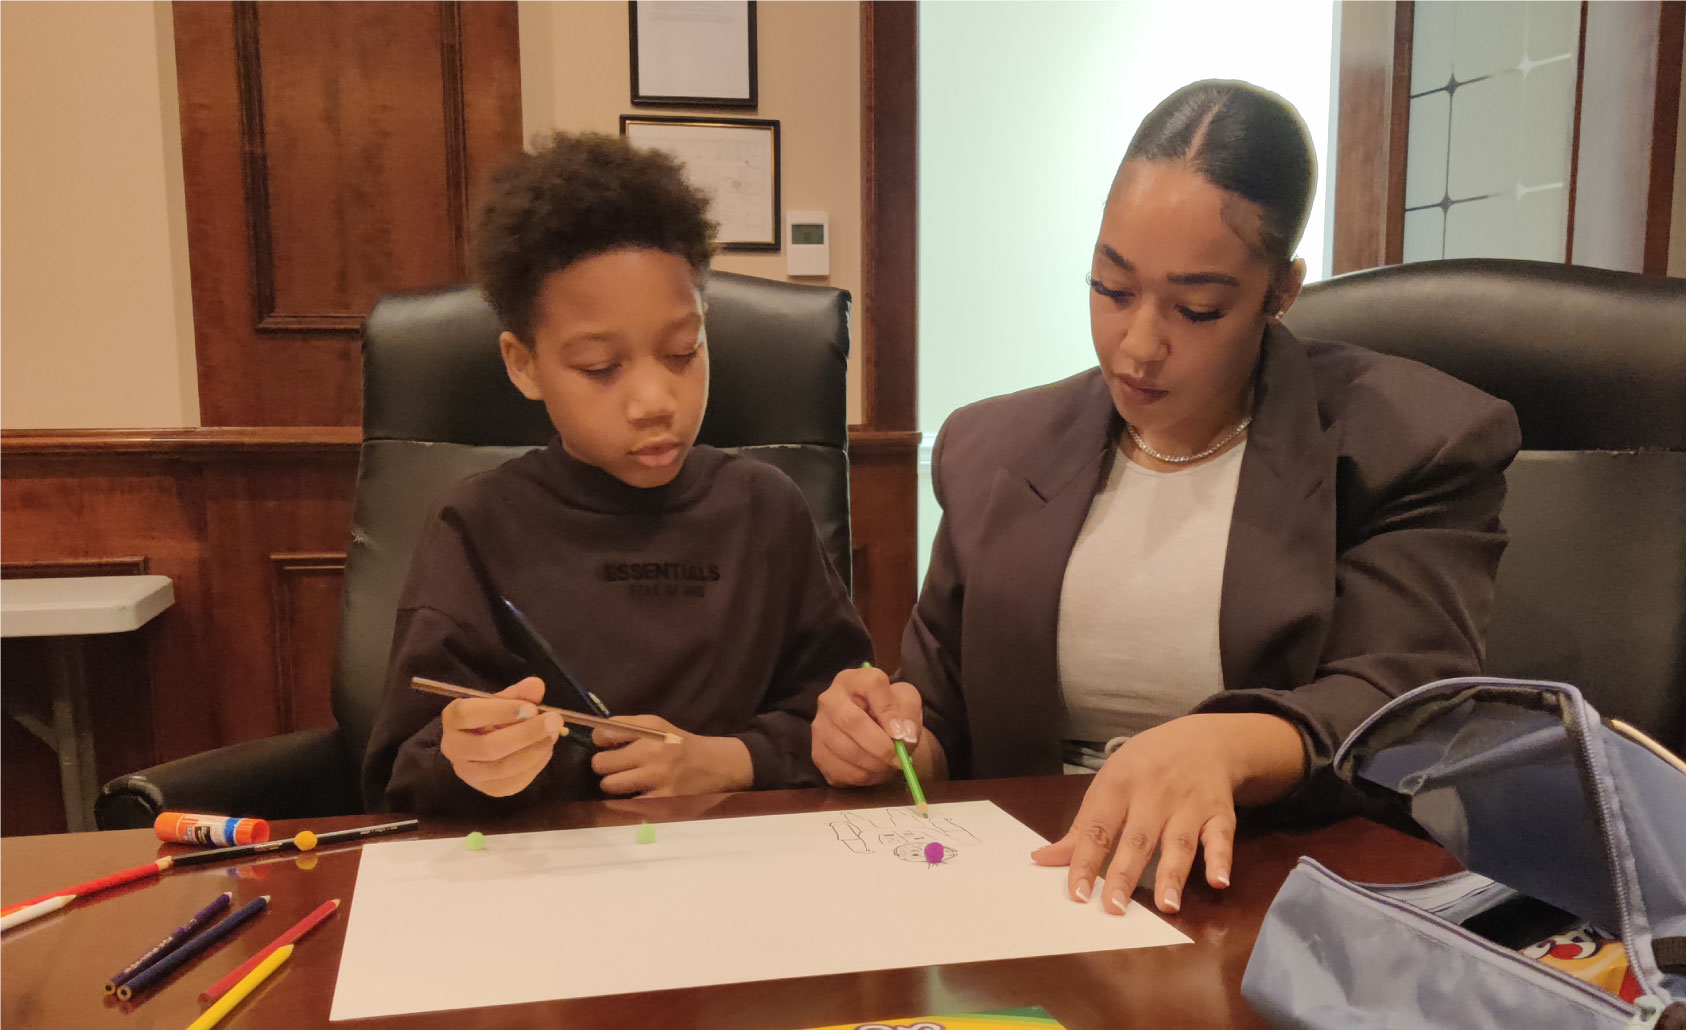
[183,943,293,1030]
[199,898,338,1003]
[410,676,681,743]
[2,857,171,914]
[117,895,270,1000]
[0,894,73,931]
[166,819,419,868]
[105,891,233,994]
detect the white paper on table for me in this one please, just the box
[329,800,1192,1020]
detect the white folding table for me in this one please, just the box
[1,575,174,831]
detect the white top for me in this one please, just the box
[1057,442,1245,754]
[0,575,175,638]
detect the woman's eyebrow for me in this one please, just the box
[1095,244,1239,288]
[1167,271,1240,287]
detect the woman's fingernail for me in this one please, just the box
[1108,890,1128,914]
[1161,890,1181,912]
[517,704,537,720]
[1214,873,1231,888]
[1075,879,1092,903]
[890,720,913,742]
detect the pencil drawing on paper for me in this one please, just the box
[828,807,980,863]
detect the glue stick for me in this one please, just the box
[154,812,271,847]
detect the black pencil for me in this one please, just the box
[166,819,421,867]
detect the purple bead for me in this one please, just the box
[924,841,945,864]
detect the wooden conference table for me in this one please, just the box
[0,774,1458,1029]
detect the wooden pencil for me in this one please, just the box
[409,676,680,743]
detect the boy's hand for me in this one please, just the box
[440,676,565,797]
[590,716,753,797]
[811,666,942,787]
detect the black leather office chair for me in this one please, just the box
[95,271,854,828]
[1285,258,1686,752]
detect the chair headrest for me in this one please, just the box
[361,270,852,451]
[1284,259,1686,451]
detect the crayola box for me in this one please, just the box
[794,1007,1066,1030]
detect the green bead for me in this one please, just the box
[636,822,656,844]
[465,831,486,851]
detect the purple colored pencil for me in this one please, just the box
[104,890,233,994]
[115,895,269,1000]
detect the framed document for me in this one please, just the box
[621,116,780,251]
[629,1,758,108]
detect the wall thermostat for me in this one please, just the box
[785,210,829,277]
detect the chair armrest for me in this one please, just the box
[95,728,363,830]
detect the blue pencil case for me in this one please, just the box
[1242,677,1686,1029]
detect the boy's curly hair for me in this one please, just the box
[475,132,716,343]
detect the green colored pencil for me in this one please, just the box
[862,662,929,817]
[893,739,929,817]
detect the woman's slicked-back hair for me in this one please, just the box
[1120,80,1317,268]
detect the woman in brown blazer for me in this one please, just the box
[811,81,1520,918]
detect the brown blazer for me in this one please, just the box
[902,324,1522,812]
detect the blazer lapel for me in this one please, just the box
[1220,324,1339,693]
[964,371,1117,778]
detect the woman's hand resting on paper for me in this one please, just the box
[1032,712,1305,914]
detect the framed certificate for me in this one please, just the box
[629,1,758,108]
[621,116,780,251]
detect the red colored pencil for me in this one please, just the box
[0,857,171,914]
[198,898,340,1003]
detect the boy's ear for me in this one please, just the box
[499,330,544,401]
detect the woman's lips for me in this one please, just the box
[1116,375,1168,404]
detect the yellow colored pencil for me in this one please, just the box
[183,943,292,1030]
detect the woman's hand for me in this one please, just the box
[1032,712,1304,914]
[440,677,566,797]
[590,717,752,797]
[811,665,945,786]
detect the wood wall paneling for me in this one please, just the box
[175,1,523,427]
[859,1,918,433]
[847,431,920,667]
[270,553,348,734]
[856,2,921,671]
[1645,0,1683,274]
[1565,0,1683,274]
[0,430,359,835]
[1332,1,1413,275]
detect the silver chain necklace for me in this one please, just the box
[1125,415,1252,465]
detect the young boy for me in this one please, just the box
[360,133,874,816]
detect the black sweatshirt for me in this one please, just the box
[360,439,873,815]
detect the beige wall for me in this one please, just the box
[1,1,197,429]
[517,1,865,423]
